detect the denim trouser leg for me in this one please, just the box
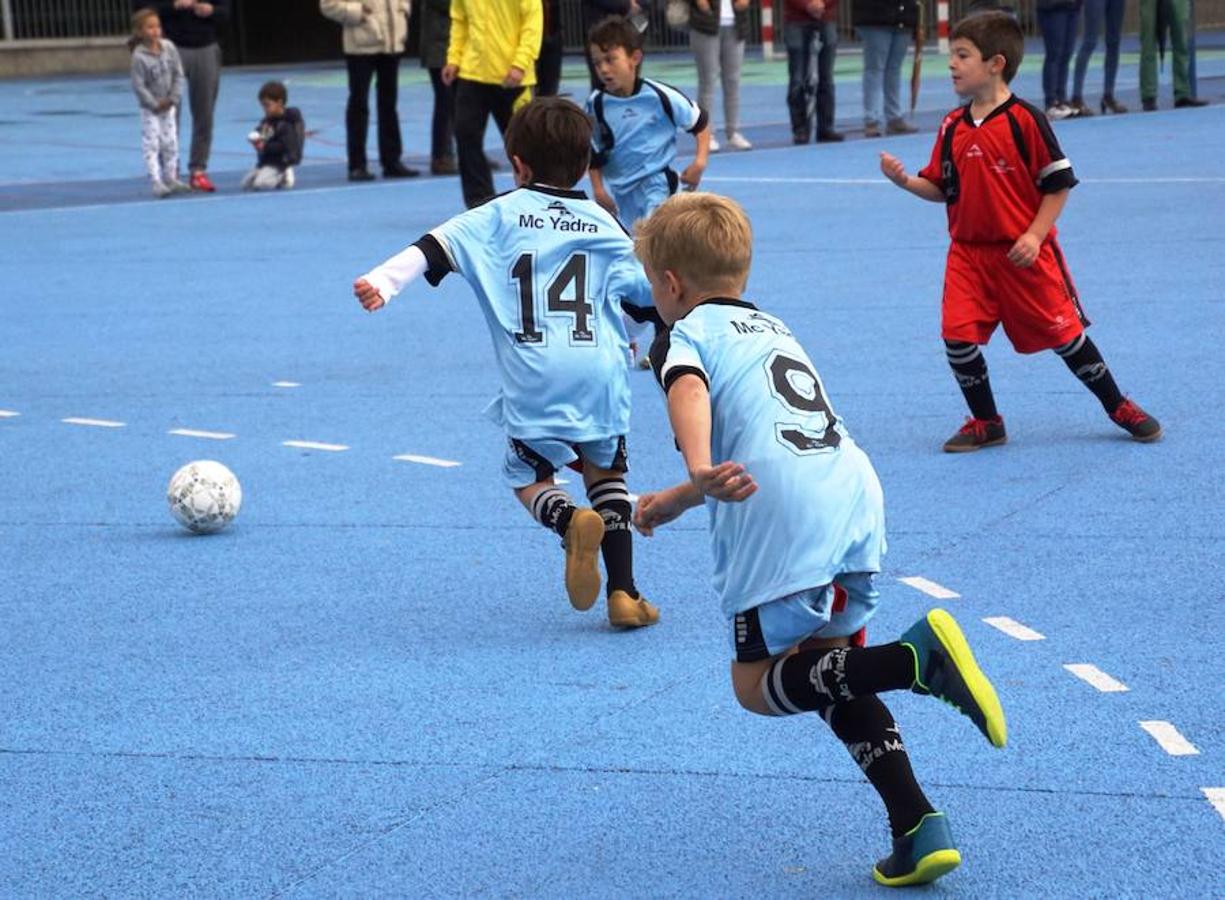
[1102,0,1125,96]
[882,28,908,122]
[816,21,839,134]
[784,22,817,136]
[861,26,889,126]
[1072,0,1103,102]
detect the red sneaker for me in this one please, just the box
[189,171,216,192]
[942,416,1006,453]
[1109,398,1162,442]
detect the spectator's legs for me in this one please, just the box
[860,26,888,129]
[345,54,376,172]
[883,29,908,124]
[455,79,495,208]
[537,33,564,97]
[691,29,720,133]
[374,53,404,171]
[1167,0,1191,100]
[1037,8,1061,107]
[1102,0,1125,98]
[1055,7,1078,105]
[490,86,525,136]
[1072,0,1103,103]
[784,23,816,140]
[718,26,745,138]
[1138,0,1158,102]
[428,67,456,163]
[177,43,221,174]
[816,20,839,136]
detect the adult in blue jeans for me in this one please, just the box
[1036,0,1083,120]
[1070,0,1127,114]
[784,0,843,143]
[854,0,919,137]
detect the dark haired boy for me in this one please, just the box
[352,97,661,629]
[880,11,1160,450]
[242,80,305,191]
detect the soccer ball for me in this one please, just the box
[167,460,242,534]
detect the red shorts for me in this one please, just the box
[942,239,1088,354]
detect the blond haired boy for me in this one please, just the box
[633,192,1007,887]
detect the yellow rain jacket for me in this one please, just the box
[447,0,542,87]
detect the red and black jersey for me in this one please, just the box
[919,95,1078,243]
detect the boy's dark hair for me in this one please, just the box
[258,80,288,104]
[587,15,644,55]
[951,11,1024,83]
[504,97,592,188]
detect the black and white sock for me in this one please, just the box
[530,486,576,539]
[758,643,916,717]
[1054,334,1124,413]
[945,341,999,421]
[587,476,637,597]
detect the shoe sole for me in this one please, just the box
[943,434,1007,453]
[872,849,962,887]
[564,509,605,611]
[1128,426,1163,443]
[927,609,1008,748]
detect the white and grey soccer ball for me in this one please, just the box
[167,460,242,534]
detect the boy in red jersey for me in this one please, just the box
[880,11,1161,451]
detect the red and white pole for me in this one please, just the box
[937,1,950,54]
[761,2,775,61]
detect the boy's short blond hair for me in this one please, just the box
[634,193,752,293]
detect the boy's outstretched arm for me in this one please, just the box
[880,152,945,202]
[353,244,430,312]
[1007,189,1069,267]
[680,125,710,190]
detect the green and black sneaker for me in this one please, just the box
[901,609,1008,748]
[873,812,961,887]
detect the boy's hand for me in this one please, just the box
[503,67,525,88]
[353,277,386,312]
[1007,232,1041,268]
[594,187,618,216]
[692,461,757,503]
[633,489,687,537]
[880,152,909,187]
[680,160,705,191]
[441,64,459,85]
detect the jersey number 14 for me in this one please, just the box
[511,252,594,344]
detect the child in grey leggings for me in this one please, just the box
[689,0,752,150]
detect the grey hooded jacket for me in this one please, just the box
[131,39,184,112]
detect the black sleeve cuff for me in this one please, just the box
[621,300,663,328]
[689,109,710,135]
[662,365,708,394]
[1039,168,1078,193]
[413,234,454,286]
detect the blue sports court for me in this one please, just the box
[1,41,1223,896]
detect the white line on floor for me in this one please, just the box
[1139,721,1199,756]
[283,440,348,452]
[702,175,1225,186]
[62,417,125,428]
[393,454,461,467]
[0,409,19,418]
[168,428,236,441]
[1063,663,1129,693]
[981,616,1046,641]
[1203,788,1225,823]
[898,576,961,600]
[272,381,301,388]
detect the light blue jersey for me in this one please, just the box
[651,299,886,618]
[586,78,706,206]
[417,184,655,442]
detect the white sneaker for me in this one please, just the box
[725,132,753,151]
[282,166,295,189]
[151,180,171,198]
[166,179,191,194]
[1046,104,1073,121]
[708,134,721,153]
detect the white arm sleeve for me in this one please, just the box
[361,245,428,305]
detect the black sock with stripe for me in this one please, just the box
[1055,334,1124,413]
[587,476,637,597]
[759,643,916,715]
[530,486,576,539]
[945,341,999,420]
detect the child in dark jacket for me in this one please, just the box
[242,81,305,191]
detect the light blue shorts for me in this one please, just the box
[613,170,677,230]
[502,435,628,489]
[731,573,880,662]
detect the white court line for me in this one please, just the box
[982,616,1046,641]
[0,409,19,418]
[62,417,125,428]
[1063,663,1129,693]
[393,454,461,468]
[898,576,961,600]
[168,428,236,441]
[1139,721,1200,757]
[272,381,301,388]
[702,175,1225,186]
[283,440,349,452]
[1204,789,1225,823]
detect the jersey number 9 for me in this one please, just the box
[765,351,841,454]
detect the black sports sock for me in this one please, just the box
[759,643,916,716]
[530,486,576,539]
[829,696,936,838]
[587,476,637,597]
[1054,334,1124,413]
[945,341,999,421]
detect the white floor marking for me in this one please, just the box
[283,440,348,452]
[981,616,1046,641]
[1063,663,1129,693]
[393,454,461,468]
[62,417,125,428]
[1203,788,1225,823]
[898,576,961,600]
[1139,721,1200,756]
[702,175,1225,186]
[168,428,236,441]
[272,381,301,388]
[0,409,19,418]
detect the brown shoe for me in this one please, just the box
[864,123,883,138]
[430,156,458,175]
[942,416,1007,453]
[607,590,659,628]
[563,508,605,611]
[886,118,918,135]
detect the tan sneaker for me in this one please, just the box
[607,590,660,628]
[563,508,605,611]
